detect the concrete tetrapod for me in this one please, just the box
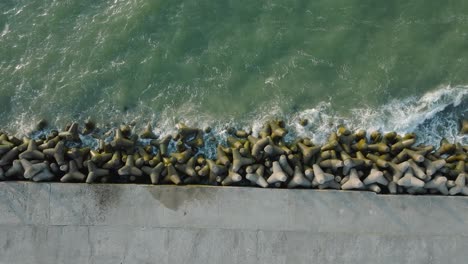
[352,138,368,152]
[448,173,467,195]
[174,157,197,178]
[258,123,271,139]
[119,124,133,138]
[142,162,164,185]
[38,135,59,150]
[363,166,388,186]
[461,120,468,134]
[221,167,243,186]
[90,150,112,166]
[5,160,24,178]
[397,168,425,189]
[391,138,416,153]
[176,123,200,142]
[140,123,158,139]
[205,159,226,184]
[18,140,44,160]
[424,175,449,195]
[185,130,204,149]
[338,131,354,153]
[163,164,182,185]
[58,122,80,142]
[232,129,249,138]
[407,160,428,181]
[251,137,270,160]
[267,161,288,184]
[405,149,425,163]
[216,145,231,166]
[319,159,344,171]
[354,129,366,140]
[66,148,89,170]
[43,141,67,171]
[102,151,122,170]
[304,167,314,181]
[366,153,389,169]
[171,149,193,164]
[82,118,96,135]
[321,139,339,152]
[341,168,364,190]
[137,147,152,163]
[297,142,320,164]
[246,165,268,188]
[20,159,44,179]
[0,147,19,166]
[30,163,55,182]
[367,143,390,153]
[278,155,294,176]
[435,138,456,156]
[232,148,254,172]
[312,164,334,186]
[287,166,311,188]
[388,181,399,194]
[0,134,14,146]
[60,160,86,182]
[388,161,410,182]
[367,183,382,193]
[355,151,373,167]
[341,151,365,175]
[269,120,287,140]
[111,129,134,151]
[0,144,12,156]
[264,144,285,157]
[118,155,143,181]
[423,159,446,177]
[317,178,341,190]
[85,161,110,184]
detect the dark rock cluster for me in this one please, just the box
[0,119,467,195]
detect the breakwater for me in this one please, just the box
[0,119,467,195]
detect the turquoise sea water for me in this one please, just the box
[0,0,467,146]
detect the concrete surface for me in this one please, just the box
[1,182,467,264]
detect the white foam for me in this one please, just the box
[288,85,467,146]
[0,24,9,38]
[3,85,467,152]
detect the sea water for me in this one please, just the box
[0,0,467,149]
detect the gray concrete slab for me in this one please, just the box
[0,182,50,225]
[1,182,468,263]
[1,226,467,264]
[256,231,468,264]
[3,182,466,235]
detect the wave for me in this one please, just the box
[286,85,468,146]
[6,84,466,159]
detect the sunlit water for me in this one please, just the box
[0,0,467,148]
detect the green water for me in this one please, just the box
[0,0,467,142]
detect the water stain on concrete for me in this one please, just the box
[3,237,11,251]
[88,184,122,221]
[146,186,219,211]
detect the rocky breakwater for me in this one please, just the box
[0,119,467,195]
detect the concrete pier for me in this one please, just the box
[1,182,467,263]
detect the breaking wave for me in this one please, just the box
[5,85,466,159]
